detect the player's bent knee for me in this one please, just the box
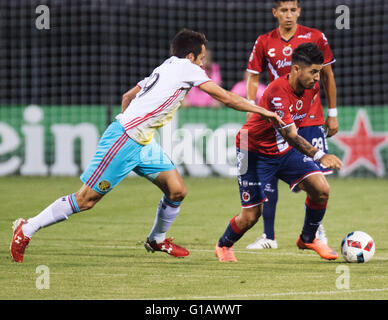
[309,184,330,203]
[317,181,330,202]
[167,187,187,202]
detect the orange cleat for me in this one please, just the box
[144,237,189,257]
[296,235,338,260]
[10,218,30,263]
[215,243,237,262]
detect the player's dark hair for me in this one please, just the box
[170,29,208,59]
[292,43,324,67]
[273,0,299,9]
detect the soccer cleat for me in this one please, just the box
[296,235,338,260]
[144,237,189,257]
[246,233,278,249]
[10,218,31,263]
[315,224,328,245]
[215,243,237,262]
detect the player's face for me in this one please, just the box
[192,45,207,68]
[297,64,322,89]
[272,1,301,30]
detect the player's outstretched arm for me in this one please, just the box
[199,81,285,127]
[279,123,342,170]
[121,85,141,113]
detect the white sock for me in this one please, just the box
[148,195,181,243]
[22,194,80,238]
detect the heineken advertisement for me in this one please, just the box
[1,105,388,177]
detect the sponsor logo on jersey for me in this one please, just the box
[271,97,282,107]
[276,58,292,69]
[292,113,307,121]
[268,48,276,57]
[264,183,275,193]
[297,32,312,39]
[98,180,111,192]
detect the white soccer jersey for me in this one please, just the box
[116,56,211,145]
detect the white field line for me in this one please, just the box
[150,287,388,300]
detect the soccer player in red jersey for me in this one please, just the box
[215,43,342,262]
[245,0,339,249]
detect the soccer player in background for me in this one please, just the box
[245,0,339,249]
[215,43,342,262]
[10,29,285,263]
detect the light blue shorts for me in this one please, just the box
[80,121,175,194]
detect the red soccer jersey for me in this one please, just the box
[247,24,335,127]
[236,75,320,156]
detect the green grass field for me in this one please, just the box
[1,176,387,300]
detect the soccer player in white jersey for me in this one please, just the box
[10,29,285,263]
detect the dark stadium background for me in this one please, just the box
[1,0,387,108]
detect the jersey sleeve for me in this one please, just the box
[247,35,266,74]
[315,31,336,66]
[264,86,294,128]
[137,76,150,89]
[182,62,211,88]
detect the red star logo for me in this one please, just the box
[332,110,388,176]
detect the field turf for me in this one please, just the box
[0,176,387,300]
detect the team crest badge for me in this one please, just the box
[242,191,251,202]
[296,100,303,110]
[98,180,111,192]
[283,45,293,56]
